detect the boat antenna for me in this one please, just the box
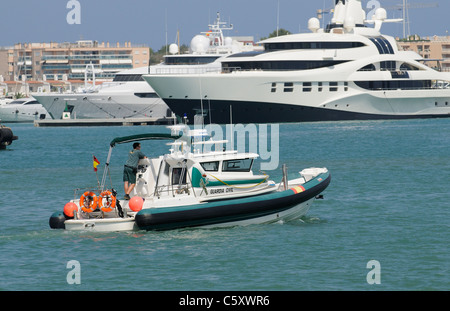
[276,0,280,36]
[198,75,205,129]
[230,105,233,150]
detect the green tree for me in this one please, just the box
[149,44,190,65]
[260,28,292,41]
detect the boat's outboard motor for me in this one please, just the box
[0,125,18,149]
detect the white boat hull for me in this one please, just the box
[144,69,450,124]
[33,92,170,120]
[64,217,138,232]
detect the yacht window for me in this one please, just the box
[222,60,349,72]
[400,63,420,71]
[358,64,376,71]
[171,168,187,185]
[355,80,432,90]
[164,56,221,65]
[264,41,365,51]
[8,100,27,105]
[380,61,396,71]
[23,101,39,105]
[303,82,312,92]
[134,92,159,98]
[329,82,338,92]
[113,74,144,82]
[368,37,394,55]
[344,82,348,91]
[318,82,323,92]
[271,82,277,93]
[284,82,294,92]
[200,161,219,172]
[222,159,253,172]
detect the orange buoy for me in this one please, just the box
[80,191,98,213]
[63,202,78,218]
[129,196,144,212]
[98,190,117,212]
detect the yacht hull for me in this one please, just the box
[33,93,170,120]
[163,98,450,124]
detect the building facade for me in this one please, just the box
[397,35,450,72]
[0,40,150,82]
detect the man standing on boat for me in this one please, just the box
[123,143,147,200]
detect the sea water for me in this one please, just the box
[0,119,448,291]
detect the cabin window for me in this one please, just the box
[264,41,365,51]
[358,64,376,71]
[303,82,312,92]
[329,82,338,92]
[318,82,323,92]
[222,159,253,172]
[200,161,219,172]
[112,74,144,82]
[284,82,294,92]
[271,82,277,93]
[380,61,396,71]
[171,168,187,185]
[400,62,420,71]
[134,92,159,98]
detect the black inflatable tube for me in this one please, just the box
[136,174,331,231]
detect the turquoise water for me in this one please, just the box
[0,119,449,291]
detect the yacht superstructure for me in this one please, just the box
[143,0,450,124]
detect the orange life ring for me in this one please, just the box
[80,191,98,213]
[98,190,116,212]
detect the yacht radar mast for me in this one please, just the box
[324,0,402,34]
[202,12,233,48]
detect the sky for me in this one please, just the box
[1,0,449,50]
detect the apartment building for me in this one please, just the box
[0,40,150,82]
[397,35,450,72]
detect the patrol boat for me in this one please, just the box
[49,126,330,231]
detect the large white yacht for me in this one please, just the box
[143,0,450,124]
[33,13,256,121]
[32,66,171,120]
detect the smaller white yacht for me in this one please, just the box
[0,98,50,123]
[32,66,171,120]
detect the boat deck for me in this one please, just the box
[34,117,176,127]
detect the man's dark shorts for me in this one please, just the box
[123,166,136,183]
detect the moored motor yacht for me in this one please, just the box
[32,66,171,120]
[0,97,50,123]
[143,0,450,124]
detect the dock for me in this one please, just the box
[34,117,176,127]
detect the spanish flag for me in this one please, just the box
[93,156,100,172]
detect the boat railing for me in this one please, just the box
[151,67,221,75]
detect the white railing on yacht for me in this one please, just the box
[151,67,222,75]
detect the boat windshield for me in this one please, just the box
[222,159,253,172]
[8,100,27,105]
